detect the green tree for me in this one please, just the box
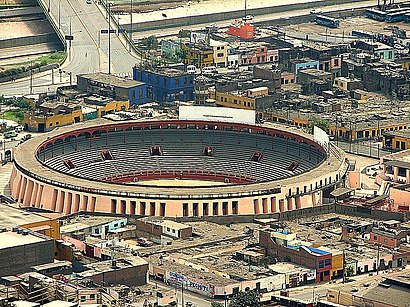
[229,290,260,307]
[175,48,187,62]
[177,29,191,38]
[211,302,224,307]
[142,35,158,50]
[307,116,329,134]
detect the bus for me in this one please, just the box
[315,15,340,28]
[365,8,387,21]
[352,30,375,40]
[386,10,410,22]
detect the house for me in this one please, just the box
[77,72,148,106]
[210,39,228,67]
[180,42,214,68]
[135,218,193,239]
[133,65,194,103]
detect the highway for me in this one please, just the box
[0,0,138,96]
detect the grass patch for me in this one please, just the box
[2,110,25,123]
[10,51,67,67]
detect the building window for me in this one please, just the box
[319,260,324,268]
[90,294,96,300]
[325,259,331,266]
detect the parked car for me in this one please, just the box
[243,15,254,21]
[4,131,17,139]
[136,237,153,247]
[310,8,323,14]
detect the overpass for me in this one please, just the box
[0,0,138,96]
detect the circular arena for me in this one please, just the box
[10,120,348,217]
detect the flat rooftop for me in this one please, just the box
[141,218,191,230]
[61,216,126,233]
[0,204,53,229]
[79,72,145,89]
[0,231,50,249]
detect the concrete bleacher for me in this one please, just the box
[40,128,325,183]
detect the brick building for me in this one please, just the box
[259,229,332,283]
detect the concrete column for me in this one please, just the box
[64,192,73,214]
[57,191,65,213]
[218,202,223,216]
[22,180,34,207]
[262,198,268,214]
[406,169,410,184]
[31,183,39,208]
[270,197,277,213]
[393,166,399,183]
[73,194,81,213]
[18,177,27,204]
[253,198,261,214]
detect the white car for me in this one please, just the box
[394,44,405,50]
[310,8,322,14]
[243,15,254,21]
[86,0,92,4]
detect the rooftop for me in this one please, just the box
[79,72,145,89]
[142,218,192,230]
[60,216,126,234]
[79,257,148,277]
[0,204,53,229]
[0,231,51,249]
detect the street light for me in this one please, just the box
[107,1,113,74]
[58,0,61,28]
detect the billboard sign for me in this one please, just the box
[190,32,208,44]
[179,106,256,125]
[313,126,329,152]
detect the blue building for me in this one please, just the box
[77,73,149,106]
[133,66,194,103]
[289,58,320,74]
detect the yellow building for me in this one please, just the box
[210,39,228,67]
[383,130,410,150]
[24,108,83,132]
[24,100,129,132]
[212,90,256,110]
[328,120,410,141]
[20,213,62,241]
[181,42,214,68]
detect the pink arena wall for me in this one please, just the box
[10,120,347,217]
[10,165,342,217]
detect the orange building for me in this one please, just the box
[227,20,254,39]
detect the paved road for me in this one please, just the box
[0,0,137,96]
[130,0,397,40]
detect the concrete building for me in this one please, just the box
[210,39,228,67]
[0,230,54,277]
[133,65,194,103]
[259,229,333,283]
[180,42,214,69]
[383,130,410,151]
[78,257,149,287]
[136,218,192,239]
[227,20,254,39]
[77,73,148,106]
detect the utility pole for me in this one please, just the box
[108,2,112,74]
[30,60,33,94]
[244,0,247,18]
[58,0,61,28]
[129,0,133,52]
[376,243,380,275]
[181,283,184,307]
[342,249,346,283]
[69,18,72,62]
